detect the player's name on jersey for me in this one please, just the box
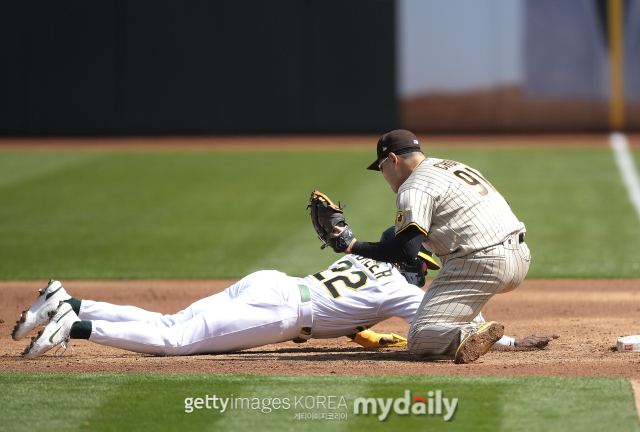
[312,255,394,283]
[432,159,460,170]
[352,255,395,279]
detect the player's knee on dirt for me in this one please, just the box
[407,336,423,355]
[407,333,437,356]
[407,335,444,356]
[407,325,460,357]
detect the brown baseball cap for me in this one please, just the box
[366,129,422,171]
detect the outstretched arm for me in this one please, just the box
[496,333,560,348]
[346,332,560,349]
[347,225,425,262]
[514,334,560,348]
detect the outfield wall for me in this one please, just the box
[0,1,395,135]
[4,1,640,136]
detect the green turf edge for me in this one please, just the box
[0,372,637,432]
[1,148,639,279]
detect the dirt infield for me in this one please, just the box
[1,134,639,377]
[1,279,640,377]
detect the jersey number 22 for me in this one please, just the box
[313,260,367,299]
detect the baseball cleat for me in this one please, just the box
[12,279,71,341]
[454,321,504,364]
[23,301,79,359]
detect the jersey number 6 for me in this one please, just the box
[313,260,368,299]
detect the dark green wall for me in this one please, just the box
[0,1,396,135]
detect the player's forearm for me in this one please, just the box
[495,334,560,348]
[351,227,424,263]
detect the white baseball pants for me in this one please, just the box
[80,271,304,356]
[407,232,531,356]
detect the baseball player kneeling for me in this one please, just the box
[331,130,549,363]
[13,234,558,359]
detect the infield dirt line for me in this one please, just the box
[2,279,640,377]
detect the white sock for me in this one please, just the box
[494,335,515,347]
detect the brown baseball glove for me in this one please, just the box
[307,190,355,253]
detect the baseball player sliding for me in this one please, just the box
[13,248,556,359]
[315,130,539,363]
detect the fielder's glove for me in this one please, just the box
[307,190,355,253]
[348,330,408,348]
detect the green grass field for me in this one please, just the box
[2,143,640,432]
[0,373,637,432]
[0,147,639,279]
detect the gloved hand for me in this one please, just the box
[348,329,407,348]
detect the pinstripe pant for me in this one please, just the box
[407,232,531,356]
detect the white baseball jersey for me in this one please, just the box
[395,158,525,259]
[73,254,521,357]
[301,255,425,339]
[81,256,427,356]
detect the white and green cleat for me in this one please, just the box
[23,301,79,359]
[12,279,71,341]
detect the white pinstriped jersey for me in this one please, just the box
[301,254,425,339]
[395,158,525,259]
